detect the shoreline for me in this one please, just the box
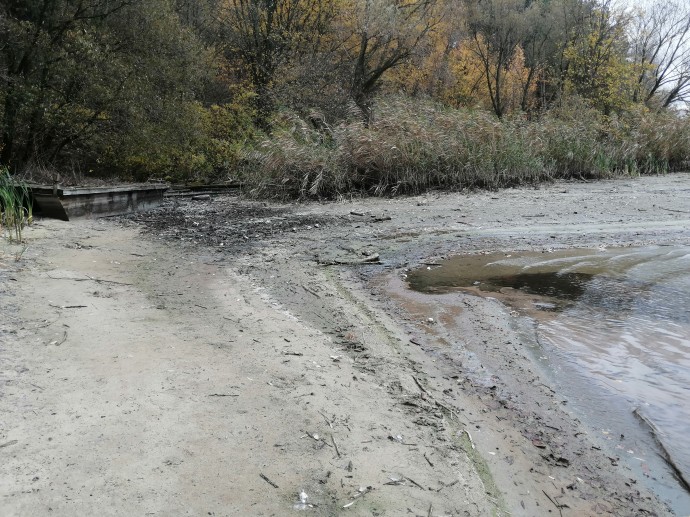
[1,174,688,515]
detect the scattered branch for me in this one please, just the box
[542,490,564,517]
[259,473,279,488]
[331,434,341,458]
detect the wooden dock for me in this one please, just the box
[30,184,169,220]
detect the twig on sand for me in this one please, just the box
[423,452,434,467]
[85,274,133,286]
[427,502,433,517]
[318,410,334,428]
[435,400,456,420]
[412,376,429,395]
[331,434,341,458]
[659,206,690,214]
[404,476,425,490]
[411,376,458,420]
[542,490,564,517]
[259,473,279,488]
[318,254,381,266]
[47,274,132,286]
[49,304,87,309]
[303,430,332,447]
[302,285,321,298]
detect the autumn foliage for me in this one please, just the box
[1,0,689,192]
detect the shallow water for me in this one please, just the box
[409,246,690,511]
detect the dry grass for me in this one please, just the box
[238,96,690,199]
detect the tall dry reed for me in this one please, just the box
[238,96,690,199]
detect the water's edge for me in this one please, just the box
[407,246,690,514]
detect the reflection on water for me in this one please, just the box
[470,271,593,299]
[409,246,690,501]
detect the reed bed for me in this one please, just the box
[238,96,690,199]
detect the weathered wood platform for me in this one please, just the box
[30,184,169,221]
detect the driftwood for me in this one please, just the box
[318,253,380,266]
[47,274,132,286]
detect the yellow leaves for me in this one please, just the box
[564,33,639,114]
[385,31,538,116]
[561,6,640,114]
[450,39,538,114]
[504,46,539,112]
[446,39,489,108]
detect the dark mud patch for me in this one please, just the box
[126,195,340,249]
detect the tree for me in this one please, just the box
[381,0,464,101]
[335,0,438,117]
[464,0,533,117]
[0,0,218,177]
[563,2,637,114]
[218,0,336,126]
[628,1,690,108]
[0,0,133,169]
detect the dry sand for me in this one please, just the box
[1,173,689,516]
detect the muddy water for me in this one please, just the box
[408,246,690,512]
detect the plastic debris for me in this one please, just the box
[294,489,311,510]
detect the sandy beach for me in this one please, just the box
[1,173,689,516]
